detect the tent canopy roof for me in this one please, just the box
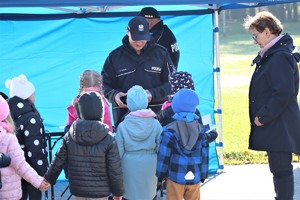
[0,0,299,7]
[0,0,298,11]
[0,1,298,19]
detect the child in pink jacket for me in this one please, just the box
[65,70,113,133]
[0,96,45,200]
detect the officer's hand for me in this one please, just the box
[146,90,152,103]
[115,92,127,108]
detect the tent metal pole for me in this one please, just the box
[213,5,224,170]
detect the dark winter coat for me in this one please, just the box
[101,36,174,128]
[150,20,180,68]
[7,96,48,177]
[44,120,124,198]
[248,33,300,154]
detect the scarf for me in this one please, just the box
[259,34,284,57]
[172,112,199,122]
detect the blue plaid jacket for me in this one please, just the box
[156,120,214,185]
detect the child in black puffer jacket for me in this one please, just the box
[44,92,124,200]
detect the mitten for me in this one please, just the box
[0,153,11,167]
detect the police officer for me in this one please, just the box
[101,16,174,130]
[139,7,180,69]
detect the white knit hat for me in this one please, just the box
[5,74,35,100]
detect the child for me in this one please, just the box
[44,92,124,200]
[156,89,218,200]
[65,69,113,133]
[5,74,49,200]
[0,95,48,199]
[115,85,162,200]
[156,71,203,126]
[0,96,11,190]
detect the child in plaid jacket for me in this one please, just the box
[156,89,217,200]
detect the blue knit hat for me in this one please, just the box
[127,85,148,112]
[171,89,199,113]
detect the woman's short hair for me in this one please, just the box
[243,11,283,35]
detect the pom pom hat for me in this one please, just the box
[171,89,199,113]
[127,85,148,112]
[5,74,35,100]
[0,95,9,121]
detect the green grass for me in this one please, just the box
[218,19,300,165]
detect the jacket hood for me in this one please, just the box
[7,96,35,120]
[69,120,109,146]
[271,33,300,62]
[166,120,201,154]
[120,114,157,141]
[253,33,300,66]
[291,45,300,63]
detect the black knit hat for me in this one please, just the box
[75,92,103,120]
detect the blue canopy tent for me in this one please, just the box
[0,0,298,181]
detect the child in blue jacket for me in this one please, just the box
[116,85,162,200]
[156,89,217,200]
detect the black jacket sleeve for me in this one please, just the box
[156,106,175,126]
[106,140,124,196]
[206,130,218,143]
[44,135,68,185]
[101,55,119,104]
[22,114,48,176]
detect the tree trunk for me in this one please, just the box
[268,4,286,22]
[230,9,247,21]
[292,3,299,21]
[286,4,292,21]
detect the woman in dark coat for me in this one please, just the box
[244,11,300,200]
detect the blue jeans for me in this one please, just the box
[267,151,294,200]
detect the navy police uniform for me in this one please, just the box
[101,35,174,129]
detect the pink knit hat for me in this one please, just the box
[0,95,9,121]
